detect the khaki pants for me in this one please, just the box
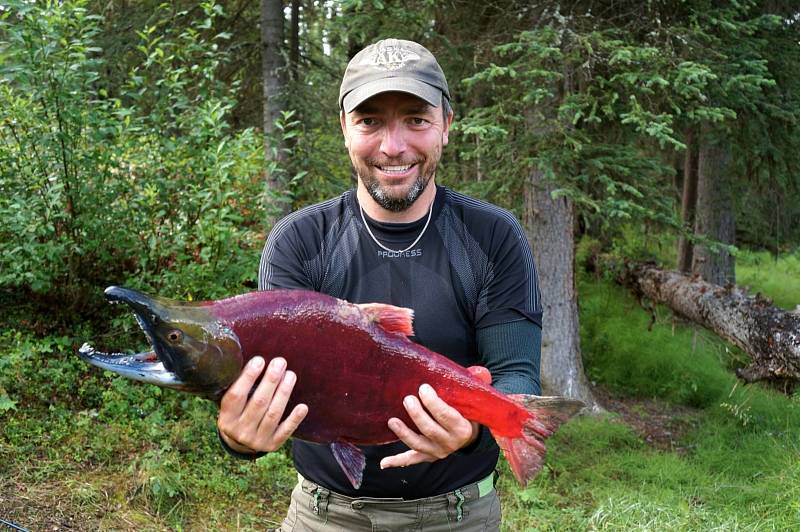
[278,473,501,531]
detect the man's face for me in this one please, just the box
[341,92,452,212]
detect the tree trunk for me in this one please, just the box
[261,0,288,220]
[692,123,735,285]
[525,170,598,409]
[289,0,300,81]
[677,127,698,273]
[612,260,800,392]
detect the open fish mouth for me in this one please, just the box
[78,286,188,390]
[77,343,187,388]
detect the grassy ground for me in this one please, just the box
[737,249,800,310]
[2,249,799,530]
[498,278,800,530]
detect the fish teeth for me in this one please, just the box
[79,343,95,354]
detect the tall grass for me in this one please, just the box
[737,249,800,310]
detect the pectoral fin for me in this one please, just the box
[330,441,366,489]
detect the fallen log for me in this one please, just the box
[606,259,800,391]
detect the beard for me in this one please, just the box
[354,154,439,213]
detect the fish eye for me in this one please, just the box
[167,330,183,343]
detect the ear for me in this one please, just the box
[340,111,350,148]
[442,109,454,147]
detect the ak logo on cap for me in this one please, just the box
[363,44,421,71]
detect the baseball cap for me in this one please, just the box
[339,38,450,113]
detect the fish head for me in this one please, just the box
[79,286,243,400]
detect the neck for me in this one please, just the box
[356,180,437,223]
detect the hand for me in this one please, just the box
[217,356,308,454]
[380,383,479,469]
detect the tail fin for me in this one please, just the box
[489,395,585,486]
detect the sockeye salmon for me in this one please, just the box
[79,286,584,489]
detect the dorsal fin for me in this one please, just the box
[467,366,492,385]
[357,303,414,336]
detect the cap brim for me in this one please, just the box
[342,78,442,113]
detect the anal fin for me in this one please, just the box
[330,441,366,490]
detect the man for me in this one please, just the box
[217,38,542,531]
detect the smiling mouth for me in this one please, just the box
[375,163,417,174]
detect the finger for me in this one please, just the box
[402,394,450,443]
[270,403,309,446]
[219,356,266,419]
[387,416,439,457]
[380,449,436,469]
[417,384,468,432]
[240,357,287,426]
[255,369,298,435]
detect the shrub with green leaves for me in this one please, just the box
[0,0,268,300]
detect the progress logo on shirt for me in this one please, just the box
[376,248,423,259]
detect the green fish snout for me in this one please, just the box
[79,286,243,399]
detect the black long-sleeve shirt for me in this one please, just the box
[238,185,543,498]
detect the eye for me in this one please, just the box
[167,330,183,343]
[360,117,377,127]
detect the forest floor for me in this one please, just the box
[592,387,703,454]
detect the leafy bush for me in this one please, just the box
[0,0,268,300]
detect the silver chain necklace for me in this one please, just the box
[359,199,434,254]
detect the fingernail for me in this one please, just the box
[270,357,286,372]
[250,357,264,369]
[284,370,296,384]
[420,383,433,395]
[404,396,414,408]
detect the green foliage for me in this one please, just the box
[494,253,800,530]
[457,23,685,230]
[454,2,800,251]
[0,0,267,300]
[499,400,800,530]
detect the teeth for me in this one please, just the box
[380,164,412,172]
[79,343,95,354]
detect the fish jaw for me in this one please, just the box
[80,286,243,399]
[78,343,192,391]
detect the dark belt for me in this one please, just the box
[298,471,496,522]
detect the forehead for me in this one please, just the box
[351,91,438,115]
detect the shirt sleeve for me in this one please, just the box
[475,215,543,329]
[258,215,319,291]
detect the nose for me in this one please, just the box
[380,121,407,158]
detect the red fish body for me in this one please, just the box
[211,289,530,445]
[80,286,583,488]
